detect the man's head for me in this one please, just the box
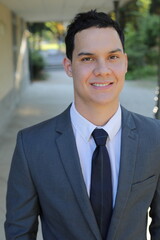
[63,10,128,119]
[65,9,125,61]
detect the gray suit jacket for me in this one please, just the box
[5,106,160,240]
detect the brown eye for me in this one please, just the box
[81,57,94,62]
[109,55,119,60]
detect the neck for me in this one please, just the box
[74,102,119,126]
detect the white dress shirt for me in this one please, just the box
[70,103,122,206]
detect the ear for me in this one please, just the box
[63,57,73,77]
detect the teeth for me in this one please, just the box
[92,83,110,87]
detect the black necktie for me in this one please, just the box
[90,128,113,239]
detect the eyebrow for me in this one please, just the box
[78,52,94,56]
[109,48,123,53]
[77,48,123,57]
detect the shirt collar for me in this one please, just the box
[70,103,121,142]
[101,105,121,141]
[70,103,95,142]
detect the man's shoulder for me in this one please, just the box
[130,110,160,128]
[122,107,160,136]
[18,106,71,140]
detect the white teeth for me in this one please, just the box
[92,83,110,87]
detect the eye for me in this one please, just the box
[109,55,119,60]
[81,57,95,62]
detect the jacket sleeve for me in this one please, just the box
[149,175,160,240]
[4,131,40,239]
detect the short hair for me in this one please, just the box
[65,10,125,61]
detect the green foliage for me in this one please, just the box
[28,22,66,50]
[126,65,157,80]
[45,22,65,41]
[150,0,160,14]
[143,14,160,47]
[121,0,159,79]
[125,22,147,71]
[29,50,45,79]
[28,23,49,35]
[136,0,152,15]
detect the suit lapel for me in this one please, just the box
[55,107,102,240]
[107,107,138,240]
[55,106,139,240]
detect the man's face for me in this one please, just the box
[64,27,128,111]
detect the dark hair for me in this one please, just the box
[65,10,125,61]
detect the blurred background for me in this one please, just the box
[0,0,159,135]
[0,0,159,239]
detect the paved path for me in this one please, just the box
[0,70,156,239]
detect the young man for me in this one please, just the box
[5,10,160,240]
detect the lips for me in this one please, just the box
[91,82,113,87]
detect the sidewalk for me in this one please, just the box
[0,70,156,239]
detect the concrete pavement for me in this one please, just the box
[0,69,156,239]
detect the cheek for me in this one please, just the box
[73,65,93,81]
[112,64,127,78]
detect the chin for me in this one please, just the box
[93,97,119,107]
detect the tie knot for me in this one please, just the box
[92,128,108,146]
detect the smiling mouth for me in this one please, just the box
[91,82,113,87]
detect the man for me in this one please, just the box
[5,10,160,240]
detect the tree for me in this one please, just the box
[150,0,160,14]
[28,23,49,50]
[117,0,159,80]
[149,0,160,118]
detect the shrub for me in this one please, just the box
[29,50,45,79]
[126,64,157,80]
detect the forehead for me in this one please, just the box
[74,27,123,52]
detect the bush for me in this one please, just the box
[29,50,45,79]
[126,65,157,80]
[124,14,159,80]
[125,22,147,71]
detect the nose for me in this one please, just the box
[93,60,111,77]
